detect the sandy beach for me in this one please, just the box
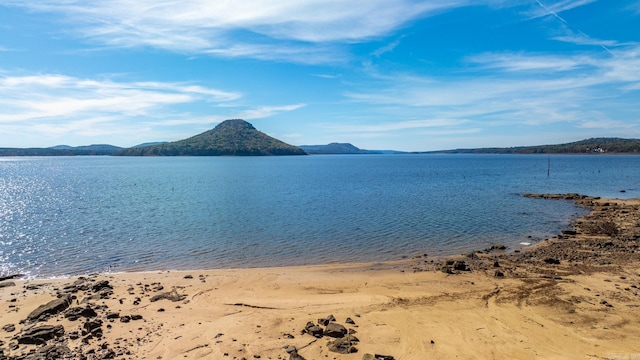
[2,194,640,359]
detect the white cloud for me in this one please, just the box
[0,74,242,123]
[0,0,508,62]
[322,119,471,133]
[467,52,595,72]
[345,45,640,135]
[0,72,304,146]
[237,104,306,120]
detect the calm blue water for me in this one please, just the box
[1,154,638,278]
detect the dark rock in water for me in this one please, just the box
[26,295,72,322]
[327,336,358,354]
[65,306,98,321]
[304,322,323,338]
[0,281,16,288]
[544,258,561,265]
[325,323,347,338]
[3,324,15,332]
[16,325,65,344]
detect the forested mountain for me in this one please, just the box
[115,119,306,156]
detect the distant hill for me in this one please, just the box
[115,119,306,156]
[51,144,122,153]
[421,138,640,154]
[131,142,168,148]
[0,144,122,156]
[299,142,406,154]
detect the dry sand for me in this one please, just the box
[1,194,640,359]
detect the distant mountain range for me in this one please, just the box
[0,144,122,156]
[114,119,305,156]
[299,143,405,154]
[419,137,640,154]
[1,127,639,157]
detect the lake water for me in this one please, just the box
[1,154,638,278]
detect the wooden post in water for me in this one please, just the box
[547,156,550,177]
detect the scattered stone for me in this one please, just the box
[324,322,347,338]
[318,314,335,326]
[83,320,103,333]
[106,312,120,319]
[65,306,98,321]
[0,281,16,288]
[494,270,504,278]
[363,355,395,360]
[32,344,71,358]
[304,322,323,338]
[15,325,65,344]
[453,261,468,271]
[327,335,358,354]
[3,324,16,332]
[26,295,72,322]
[543,258,560,265]
[345,317,356,325]
[150,289,187,302]
[0,274,23,282]
[91,280,113,293]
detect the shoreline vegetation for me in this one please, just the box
[1,194,640,358]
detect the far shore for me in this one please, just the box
[2,194,640,359]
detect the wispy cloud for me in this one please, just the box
[0,0,507,63]
[237,104,306,120]
[372,38,402,57]
[0,74,241,123]
[467,52,595,72]
[344,45,640,140]
[0,72,302,146]
[527,0,598,21]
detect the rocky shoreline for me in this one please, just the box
[1,193,639,359]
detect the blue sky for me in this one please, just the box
[0,0,639,151]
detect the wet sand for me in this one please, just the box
[1,194,640,359]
